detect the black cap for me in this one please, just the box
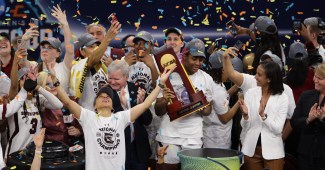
[0,32,10,43]
[164,27,184,41]
[95,86,114,101]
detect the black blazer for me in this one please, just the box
[112,82,152,166]
[291,90,325,159]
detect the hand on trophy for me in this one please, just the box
[162,87,175,102]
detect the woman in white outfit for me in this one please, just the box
[239,61,288,170]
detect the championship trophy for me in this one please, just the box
[154,46,209,121]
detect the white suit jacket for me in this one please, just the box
[241,87,288,160]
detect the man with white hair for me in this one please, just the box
[107,60,152,170]
[300,17,324,61]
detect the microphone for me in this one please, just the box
[62,108,73,127]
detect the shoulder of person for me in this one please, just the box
[300,89,318,98]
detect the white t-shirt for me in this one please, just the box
[203,83,232,149]
[240,73,295,119]
[128,62,152,91]
[54,62,70,93]
[79,68,108,111]
[156,69,214,145]
[78,108,131,170]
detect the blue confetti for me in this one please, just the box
[285,3,294,11]
[158,9,164,15]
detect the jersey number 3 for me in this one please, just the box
[29,118,38,134]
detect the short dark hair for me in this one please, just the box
[259,61,284,95]
[121,34,135,48]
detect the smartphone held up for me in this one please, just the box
[30,18,39,27]
[226,20,238,36]
[108,13,118,24]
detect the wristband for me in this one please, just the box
[35,149,42,154]
[53,80,60,87]
[261,114,267,120]
[158,83,165,89]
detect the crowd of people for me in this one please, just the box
[0,4,324,170]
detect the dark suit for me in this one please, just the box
[291,90,325,170]
[112,82,152,170]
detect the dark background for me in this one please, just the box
[0,0,324,60]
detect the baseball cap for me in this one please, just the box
[164,27,184,41]
[95,86,114,101]
[40,37,62,51]
[133,31,154,44]
[0,71,11,96]
[184,38,206,58]
[288,42,308,60]
[260,50,283,70]
[232,57,244,73]
[209,50,243,72]
[252,16,277,35]
[209,51,224,69]
[77,33,101,49]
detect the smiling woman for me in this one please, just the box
[291,63,325,170]
[239,61,287,170]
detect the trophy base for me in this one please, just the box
[167,90,210,121]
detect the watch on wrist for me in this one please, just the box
[261,114,267,120]
[53,80,60,87]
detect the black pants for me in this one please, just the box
[298,155,325,170]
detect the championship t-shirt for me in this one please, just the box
[78,108,131,170]
[156,69,214,145]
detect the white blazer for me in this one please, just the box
[240,87,288,160]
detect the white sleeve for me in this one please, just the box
[284,85,296,119]
[212,84,229,115]
[240,74,257,95]
[38,87,63,110]
[119,110,131,128]
[263,94,288,134]
[1,88,27,119]
[199,73,214,102]
[78,107,94,126]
